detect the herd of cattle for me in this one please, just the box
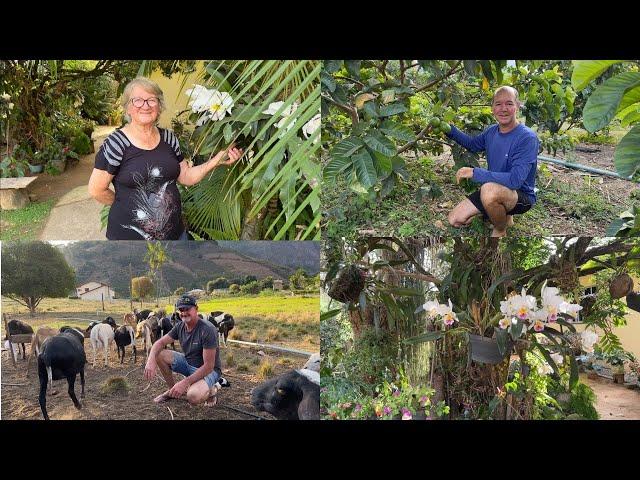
[4,312,320,421]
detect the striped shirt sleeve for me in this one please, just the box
[160,128,184,162]
[94,129,131,175]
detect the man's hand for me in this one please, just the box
[209,143,243,168]
[143,358,157,381]
[456,167,474,184]
[167,378,190,398]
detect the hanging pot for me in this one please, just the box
[626,291,640,313]
[28,163,43,174]
[327,264,365,303]
[610,273,634,299]
[468,334,511,365]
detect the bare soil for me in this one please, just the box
[582,372,640,420]
[1,324,305,421]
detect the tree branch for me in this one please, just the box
[413,62,463,94]
[321,92,359,125]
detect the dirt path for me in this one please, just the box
[35,126,115,241]
[582,373,640,420]
[1,340,303,421]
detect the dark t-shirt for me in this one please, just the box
[94,128,185,240]
[168,318,222,375]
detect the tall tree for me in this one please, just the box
[1,241,76,315]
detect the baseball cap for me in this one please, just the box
[176,294,198,309]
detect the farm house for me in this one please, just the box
[76,282,116,301]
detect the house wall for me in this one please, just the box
[79,286,115,302]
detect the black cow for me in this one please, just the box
[38,328,87,421]
[251,369,320,420]
[7,319,34,360]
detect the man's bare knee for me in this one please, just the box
[186,384,208,405]
[157,349,173,366]
[480,182,503,205]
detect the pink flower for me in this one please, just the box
[383,406,392,416]
[533,320,545,332]
[401,408,413,420]
[393,390,400,397]
[419,395,429,407]
[354,404,362,413]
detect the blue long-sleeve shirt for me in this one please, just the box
[447,123,539,204]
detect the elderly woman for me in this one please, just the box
[88,77,242,240]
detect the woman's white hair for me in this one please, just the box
[121,76,166,123]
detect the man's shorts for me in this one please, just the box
[467,189,533,219]
[170,351,220,389]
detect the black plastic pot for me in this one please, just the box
[626,291,640,313]
[468,334,511,364]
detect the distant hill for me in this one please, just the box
[218,241,320,273]
[57,241,319,297]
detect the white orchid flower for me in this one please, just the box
[207,91,234,121]
[1,93,10,101]
[186,85,216,113]
[498,317,511,330]
[580,330,598,353]
[537,362,553,375]
[186,85,234,122]
[303,113,321,142]
[502,288,537,320]
[423,301,440,318]
[559,301,582,317]
[437,299,458,326]
[550,352,564,365]
[541,285,564,322]
[8,102,14,110]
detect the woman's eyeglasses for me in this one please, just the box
[131,97,159,108]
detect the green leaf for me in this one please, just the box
[321,71,336,92]
[614,124,640,178]
[496,328,509,356]
[323,155,352,181]
[363,131,397,157]
[223,124,234,143]
[463,60,478,76]
[606,217,630,237]
[617,85,640,113]
[571,60,624,91]
[379,103,407,117]
[352,149,377,188]
[320,309,342,321]
[569,354,579,390]
[404,331,444,345]
[555,318,576,332]
[378,286,424,297]
[323,60,343,74]
[510,318,524,339]
[330,136,365,159]
[618,106,640,127]
[583,72,640,132]
[380,120,416,142]
[345,60,361,79]
[362,101,379,118]
[371,150,393,178]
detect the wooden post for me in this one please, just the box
[129,262,133,312]
[102,292,105,311]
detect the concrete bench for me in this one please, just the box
[0,176,38,210]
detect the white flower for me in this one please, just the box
[550,352,564,365]
[7,102,14,110]
[423,301,440,317]
[263,101,298,117]
[1,93,10,101]
[580,330,598,353]
[501,288,537,320]
[207,91,234,121]
[537,362,553,375]
[186,85,234,122]
[303,113,321,142]
[135,210,148,220]
[541,285,564,322]
[498,317,511,330]
[150,167,161,177]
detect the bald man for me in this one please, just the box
[446,86,539,237]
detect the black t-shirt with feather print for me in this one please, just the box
[94,128,185,240]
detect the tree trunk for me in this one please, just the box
[240,206,267,240]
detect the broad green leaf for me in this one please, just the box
[223,124,234,143]
[324,156,351,183]
[378,286,423,296]
[320,309,342,321]
[463,60,478,76]
[345,60,361,79]
[323,60,343,74]
[379,102,407,117]
[614,124,640,178]
[363,131,397,157]
[618,105,640,127]
[352,149,377,188]
[321,71,336,92]
[371,150,393,178]
[571,60,624,91]
[617,84,640,113]
[362,101,379,118]
[583,72,640,132]
[404,331,444,345]
[380,120,416,142]
[555,318,576,332]
[496,328,509,356]
[330,136,365,159]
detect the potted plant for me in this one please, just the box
[0,154,29,177]
[601,349,635,384]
